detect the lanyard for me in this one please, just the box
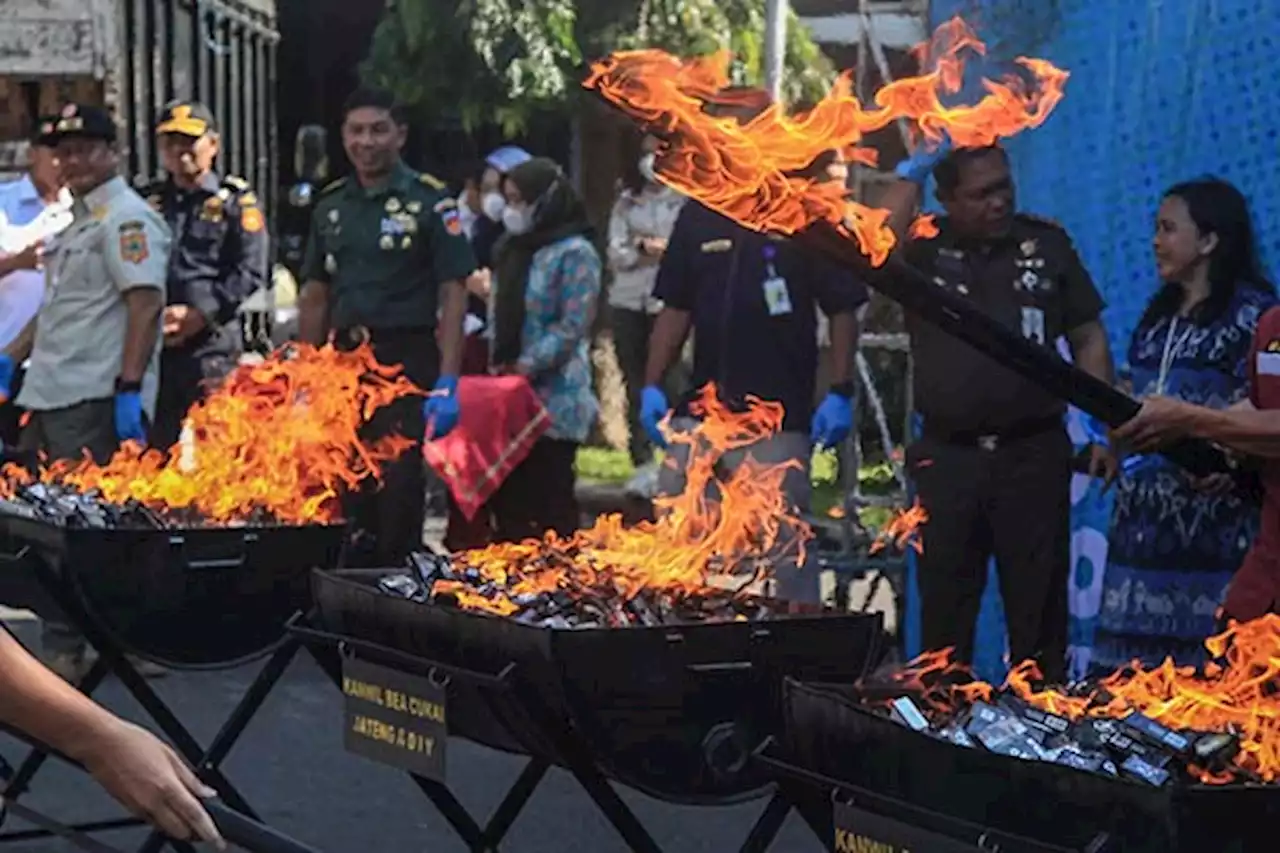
[1155,317,1193,396]
[762,242,779,278]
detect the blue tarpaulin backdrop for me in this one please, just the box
[900,0,1280,682]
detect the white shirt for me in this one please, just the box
[0,177,73,350]
[606,185,685,313]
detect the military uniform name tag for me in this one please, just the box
[1021,306,1046,345]
[763,276,793,316]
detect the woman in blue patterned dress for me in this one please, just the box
[487,157,602,542]
[1092,178,1277,673]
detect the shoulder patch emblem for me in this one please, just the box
[441,208,462,236]
[418,172,445,190]
[241,206,264,233]
[118,222,149,264]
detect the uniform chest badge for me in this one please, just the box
[328,209,340,223]
[324,253,337,274]
[699,239,732,253]
[201,196,223,222]
[379,234,395,250]
[401,235,413,249]
[406,201,422,214]
[392,212,418,234]
[1019,269,1041,291]
[1021,239,1038,257]
[385,197,402,214]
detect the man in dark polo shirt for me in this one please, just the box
[640,182,868,603]
[889,143,1116,681]
[298,87,476,566]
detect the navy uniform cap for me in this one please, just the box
[156,101,217,137]
[48,103,117,144]
[29,115,61,147]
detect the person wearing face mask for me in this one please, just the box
[485,157,601,542]
[440,146,532,552]
[141,101,270,454]
[606,132,686,497]
[1088,178,1276,673]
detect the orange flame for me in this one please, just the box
[877,616,1280,784]
[0,343,420,524]
[439,385,811,615]
[583,16,1068,266]
[909,214,940,240]
[869,498,928,555]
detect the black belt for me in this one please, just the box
[333,325,433,350]
[923,414,1063,450]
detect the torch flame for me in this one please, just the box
[583,16,1068,266]
[0,343,420,525]
[877,616,1280,784]
[869,498,928,555]
[443,385,811,614]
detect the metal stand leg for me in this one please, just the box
[738,791,793,853]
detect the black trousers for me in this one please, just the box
[908,427,1072,683]
[152,350,237,453]
[0,365,26,448]
[612,308,688,467]
[339,328,437,568]
[489,438,580,544]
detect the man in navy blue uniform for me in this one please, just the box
[640,147,867,604]
[142,100,270,452]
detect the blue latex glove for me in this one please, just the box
[810,392,854,449]
[639,385,670,448]
[114,391,146,444]
[894,131,954,185]
[0,354,12,403]
[422,374,460,440]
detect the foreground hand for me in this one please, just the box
[639,237,668,256]
[82,719,224,848]
[115,391,146,444]
[1110,396,1199,452]
[8,241,43,271]
[0,354,13,403]
[639,385,670,448]
[1087,443,1120,488]
[423,374,460,440]
[465,268,491,300]
[163,304,208,347]
[810,392,854,449]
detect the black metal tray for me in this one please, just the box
[311,567,887,805]
[0,514,347,669]
[782,678,1279,853]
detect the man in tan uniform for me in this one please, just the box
[0,103,170,680]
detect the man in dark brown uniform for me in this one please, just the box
[892,144,1116,681]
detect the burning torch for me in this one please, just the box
[582,34,1241,483]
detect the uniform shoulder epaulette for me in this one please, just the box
[222,175,250,191]
[1017,212,1066,231]
[320,177,347,195]
[418,172,445,190]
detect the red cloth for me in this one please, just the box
[423,375,550,521]
[1225,306,1280,620]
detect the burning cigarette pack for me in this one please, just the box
[854,617,1280,789]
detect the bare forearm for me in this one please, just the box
[1188,407,1280,458]
[3,318,36,362]
[121,289,163,382]
[644,309,691,387]
[880,181,923,245]
[1069,322,1115,385]
[0,629,114,763]
[297,280,330,346]
[828,313,858,386]
[437,280,467,377]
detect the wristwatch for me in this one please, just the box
[115,378,142,394]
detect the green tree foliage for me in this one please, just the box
[362,0,835,133]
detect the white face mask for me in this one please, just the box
[502,205,531,235]
[481,191,505,222]
[638,153,657,184]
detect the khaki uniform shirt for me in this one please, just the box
[18,176,170,417]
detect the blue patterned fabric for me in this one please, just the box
[904,0,1280,683]
[511,234,602,442]
[1090,286,1275,672]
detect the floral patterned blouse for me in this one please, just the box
[499,234,602,442]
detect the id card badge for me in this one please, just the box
[763,276,793,316]
[1021,306,1046,345]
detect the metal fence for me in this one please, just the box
[118,0,281,225]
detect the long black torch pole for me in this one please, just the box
[798,221,1235,479]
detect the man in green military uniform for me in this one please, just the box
[299,87,475,566]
